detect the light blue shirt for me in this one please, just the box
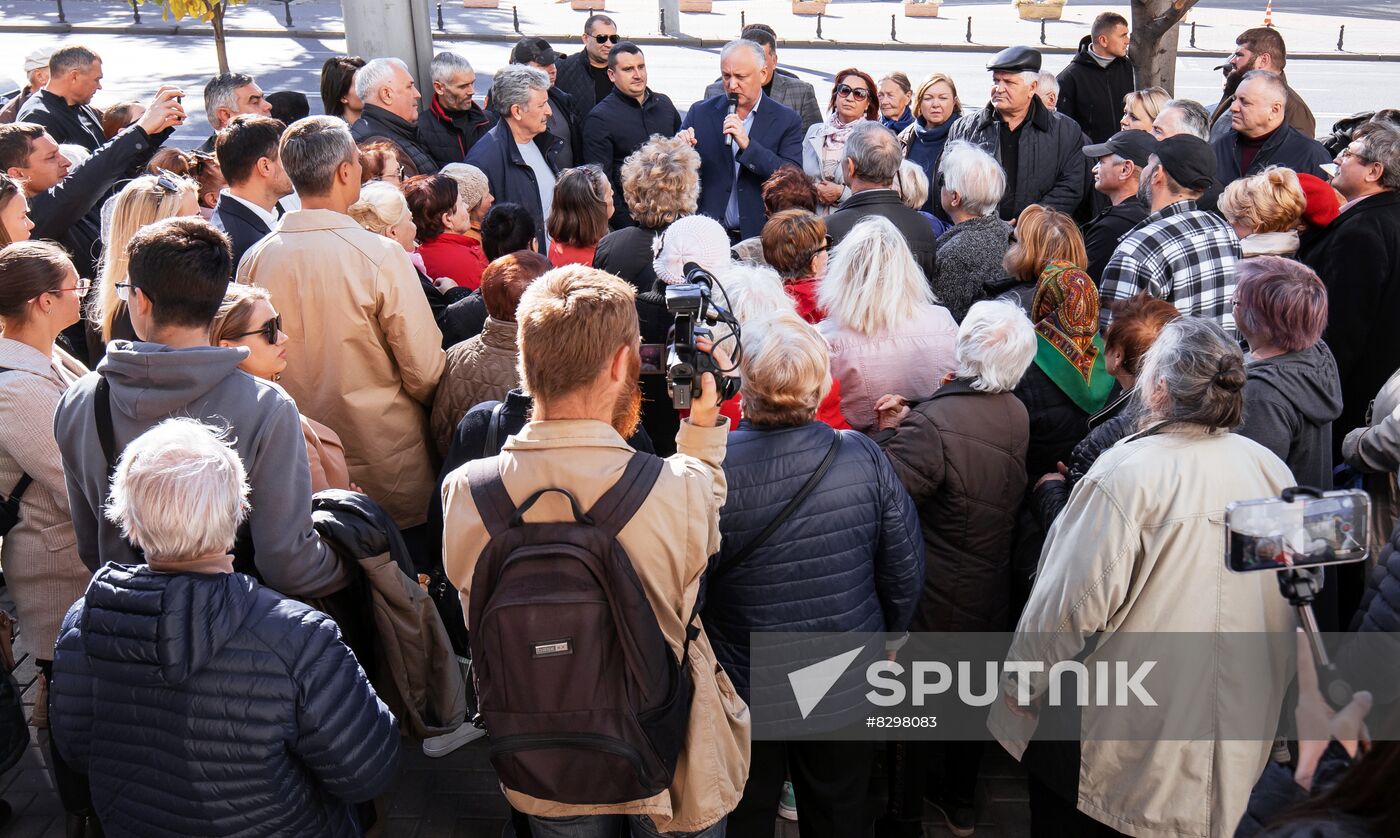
[724,93,762,230]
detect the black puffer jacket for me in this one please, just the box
[875,379,1028,631]
[1055,36,1136,145]
[947,96,1087,220]
[704,421,922,707]
[1031,389,1138,530]
[1236,742,1359,837]
[51,564,400,837]
[351,104,439,175]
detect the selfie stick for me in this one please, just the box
[1278,487,1355,709]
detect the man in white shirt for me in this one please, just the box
[467,65,562,251]
[210,114,293,270]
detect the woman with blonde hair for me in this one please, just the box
[594,133,700,294]
[210,284,353,493]
[1219,165,1308,257]
[899,73,962,212]
[1120,86,1171,131]
[819,215,958,433]
[985,203,1088,312]
[91,172,200,351]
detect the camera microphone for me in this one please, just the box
[725,93,738,148]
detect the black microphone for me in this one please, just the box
[725,93,739,148]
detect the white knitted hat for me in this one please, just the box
[651,214,732,285]
[439,163,491,212]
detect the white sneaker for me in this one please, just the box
[777,780,797,821]
[422,722,486,758]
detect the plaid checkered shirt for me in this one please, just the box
[1099,200,1243,338]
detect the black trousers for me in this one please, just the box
[726,739,874,838]
[1023,740,1128,838]
[36,660,95,819]
[882,740,985,824]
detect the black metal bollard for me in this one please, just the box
[891,14,896,42]
[966,16,972,43]
[740,10,745,31]
[1338,25,1346,51]
[131,0,140,24]
[56,0,66,23]
[282,0,292,26]
[659,8,666,36]
[816,12,822,40]
[512,5,520,34]
[1190,21,1196,48]
[1040,18,1047,45]
[437,0,444,31]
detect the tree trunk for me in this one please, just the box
[212,3,229,75]
[1130,0,1198,94]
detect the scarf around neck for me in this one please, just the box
[1031,260,1113,413]
[818,112,862,181]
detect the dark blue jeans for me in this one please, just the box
[528,814,726,838]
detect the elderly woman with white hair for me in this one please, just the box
[50,419,401,836]
[870,299,1036,836]
[703,311,923,838]
[996,317,1296,837]
[819,215,958,433]
[932,141,1013,322]
[893,158,949,240]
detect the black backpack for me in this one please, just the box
[464,451,696,805]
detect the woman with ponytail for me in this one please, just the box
[999,316,1300,838]
[1220,166,1309,257]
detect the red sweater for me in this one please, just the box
[717,376,851,431]
[417,233,488,290]
[784,277,825,324]
[549,241,598,268]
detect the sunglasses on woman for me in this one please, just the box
[834,84,871,102]
[233,315,282,344]
[592,33,620,44]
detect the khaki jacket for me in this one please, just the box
[430,317,520,458]
[238,209,446,527]
[441,418,750,832]
[0,339,92,658]
[992,428,1297,838]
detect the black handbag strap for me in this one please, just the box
[723,433,843,573]
[0,368,32,508]
[94,376,119,477]
[483,402,505,457]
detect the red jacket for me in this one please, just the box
[784,277,824,324]
[417,233,487,290]
[718,376,850,431]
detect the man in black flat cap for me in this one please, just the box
[1081,129,1155,282]
[947,46,1087,220]
[1099,134,1243,336]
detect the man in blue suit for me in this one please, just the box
[680,39,803,240]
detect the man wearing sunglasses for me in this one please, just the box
[555,14,620,125]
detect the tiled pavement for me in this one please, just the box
[0,586,1030,838]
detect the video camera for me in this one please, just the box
[662,263,742,410]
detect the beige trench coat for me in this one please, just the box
[442,418,751,833]
[0,339,92,659]
[992,427,1298,838]
[238,209,446,528]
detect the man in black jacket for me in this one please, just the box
[509,37,582,169]
[582,43,679,230]
[1081,130,1152,283]
[465,67,562,252]
[949,47,1087,220]
[350,57,438,175]
[554,14,618,126]
[1303,124,1400,450]
[210,115,291,272]
[1212,70,1331,184]
[826,121,937,282]
[16,45,108,151]
[419,51,497,168]
[1056,12,1135,145]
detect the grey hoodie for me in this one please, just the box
[1238,342,1345,490]
[53,341,345,598]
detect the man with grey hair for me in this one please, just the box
[420,50,496,167]
[702,23,822,130]
[350,56,437,174]
[1152,98,1211,141]
[239,116,446,539]
[948,45,1086,220]
[1305,123,1400,450]
[197,71,271,153]
[16,45,112,150]
[466,65,561,251]
[1036,71,1059,111]
[679,38,802,240]
[1212,69,1330,183]
[825,121,938,283]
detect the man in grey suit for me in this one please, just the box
[703,24,822,130]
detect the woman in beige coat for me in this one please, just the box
[0,242,93,724]
[994,317,1298,838]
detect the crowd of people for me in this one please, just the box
[0,8,1399,838]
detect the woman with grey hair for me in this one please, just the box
[996,316,1297,837]
[870,299,1036,836]
[932,141,1013,322]
[818,215,958,433]
[50,418,401,836]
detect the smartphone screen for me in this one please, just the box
[1225,490,1370,572]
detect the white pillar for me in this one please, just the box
[343,0,435,91]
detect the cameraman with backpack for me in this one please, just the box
[441,264,748,837]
